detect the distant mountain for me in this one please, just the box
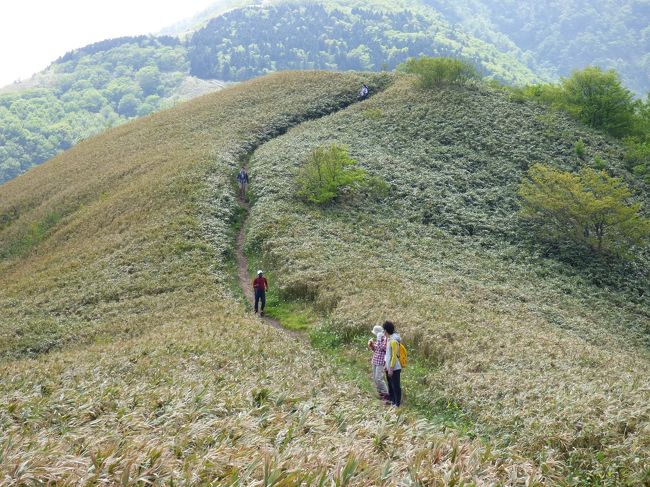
[187,3,540,83]
[423,0,650,95]
[2,0,648,185]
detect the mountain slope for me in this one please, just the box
[0,71,550,485]
[245,77,650,482]
[423,0,650,95]
[0,36,225,184]
[187,2,540,84]
[0,0,540,186]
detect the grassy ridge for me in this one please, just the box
[246,77,650,482]
[0,71,391,360]
[0,72,549,484]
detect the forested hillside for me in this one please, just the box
[425,0,650,94]
[0,36,224,184]
[188,4,539,83]
[0,0,538,185]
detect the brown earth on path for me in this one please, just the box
[235,179,303,339]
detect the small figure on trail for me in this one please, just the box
[358,83,369,100]
[368,325,389,402]
[383,321,403,407]
[237,168,249,200]
[253,270,269,316]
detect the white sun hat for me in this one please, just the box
[372,325,383,337]
[257,270,263,275]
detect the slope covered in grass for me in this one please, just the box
[246,77,650,483]
[0,71,391,360]
[0,72,550,484]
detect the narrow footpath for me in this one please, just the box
[233,88,377,337]
[235,179,302,338]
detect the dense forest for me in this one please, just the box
[0,37,222,183]
[187,5,538,83]
[425,0,650,95]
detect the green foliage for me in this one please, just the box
[0,38,213,185]
[593,154,606,170]
[519,163,650,256]
[510,68,649,182]
[426,0,650,95]
[136,65,162,95]
[573,138,586,158]
[399,56,480,88]
[560,67,635,137]
[296,145,387,205]
[187,4,538,85]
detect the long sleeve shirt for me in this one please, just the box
[253,276,268,292]
[384,333,402,370]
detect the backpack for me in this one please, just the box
[391,338,407,368]
[397,341,407,368]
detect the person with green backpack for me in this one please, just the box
[383,320,406,407]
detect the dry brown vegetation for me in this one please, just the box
[246,78,650,483]
[0,72,548,484]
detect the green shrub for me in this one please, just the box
[560,67,635,137]
[519,163,650,257]
[593,155,606,170]
[574,138,586,158]
[296,145,387,205]
[399,57,479,89]
[623,138,650,171]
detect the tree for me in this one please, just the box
[519,163,650,257]
[296,145,387,205]
[135,66,161,96]
[561,67,635,137]
[399,57,479,89]
[117,94,140,117]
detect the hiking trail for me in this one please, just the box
[233,89,375,337]
[235,184,302,339]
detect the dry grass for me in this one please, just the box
[246,78,650,483]
[0,72,547,484]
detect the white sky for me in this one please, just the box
[0,0,219,88]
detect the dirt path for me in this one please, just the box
[235,180,302,338]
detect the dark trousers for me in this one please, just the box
[254,290,266,312]
[386,369,401,406]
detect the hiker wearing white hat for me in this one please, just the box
[368,324,389,401]
[253,270,269,316]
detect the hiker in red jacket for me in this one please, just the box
[253,270,269,315]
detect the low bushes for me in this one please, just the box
[399,56,479,88]
[296,144,387,205]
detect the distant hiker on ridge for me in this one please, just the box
[253,270,268,316]
[237,168,249,200]
[368,325,390,402]
[358,83,369,100]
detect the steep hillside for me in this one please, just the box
[0,36,225,185]
[424,0,650,95]
[246,78,650,482]
[0,72,552,485]
[1,0,539,186]
[187,2,540,84]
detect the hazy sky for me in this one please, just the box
[0,0,218,88]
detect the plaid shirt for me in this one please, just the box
[372,336,387,366]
